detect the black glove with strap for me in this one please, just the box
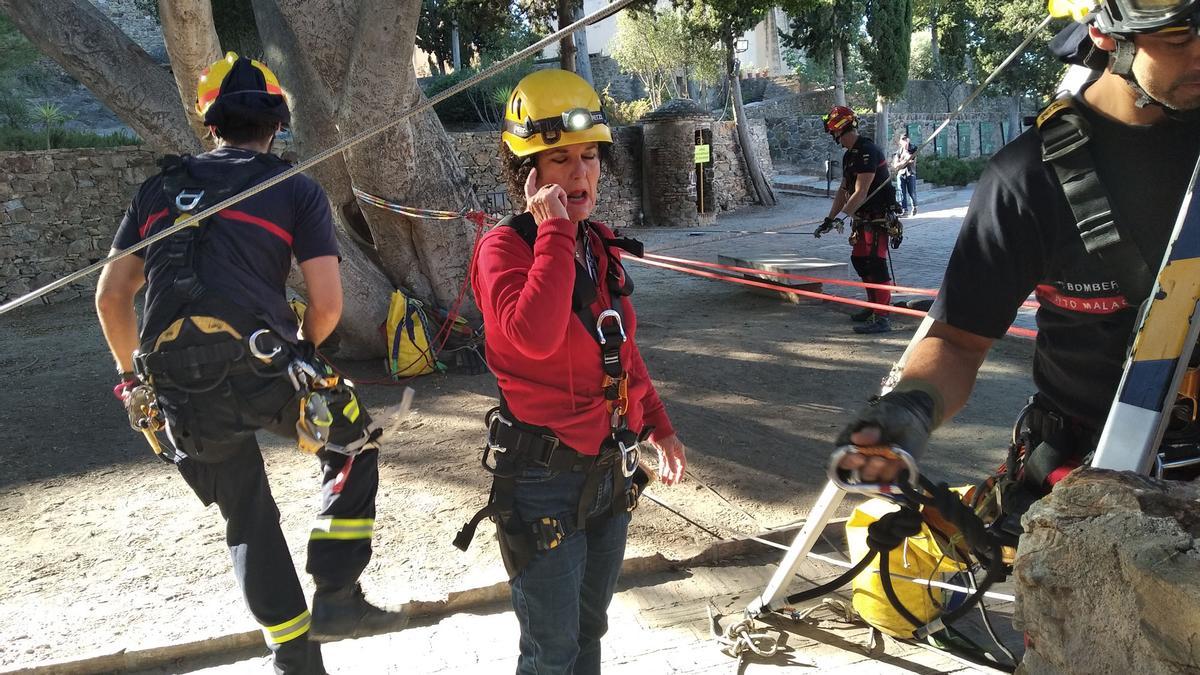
[835,387,940,459]
[814,217,841,238]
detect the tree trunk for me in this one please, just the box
[571,1,593,86]
[875,96,889,154]
[451,24,462,72]
[251,0,395,359]
[157,0,221,146]
[0,0,200,153]
[338,0,480,316]
[1009,94,1022,142]
[726,41,776,208]
[929,13,940,68]
[832,41,848,107]
[557,0,576,73]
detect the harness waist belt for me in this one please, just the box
[488,409,609,472]
[136,331,292,380]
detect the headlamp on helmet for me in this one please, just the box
[502,69,613,157]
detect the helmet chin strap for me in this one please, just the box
[1110,36,1200,121]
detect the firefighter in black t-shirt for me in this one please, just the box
[815,106,902,335]
[833,1,1200,501]
[95,54,405,674]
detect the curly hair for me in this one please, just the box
[499,141,615,211]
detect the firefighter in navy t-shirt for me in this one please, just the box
[95,53,405,674]
[832,2,1200,500]
[815,106,901,335]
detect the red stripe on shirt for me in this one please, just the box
[1035,284,1128,314]
[218,209,293,246]
[139,208,169,238]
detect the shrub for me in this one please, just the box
[599,86,652,126]
[0,127,141,151]
[919,155,987,186]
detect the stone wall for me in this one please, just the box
[754,108,1012,171]
[0,123,772,303]
[0,147,160,304]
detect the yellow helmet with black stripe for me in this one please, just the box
[502,69,612,158]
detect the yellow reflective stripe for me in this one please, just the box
[310,517,375,541]
[343,396,360,423]
[263,610,311,644]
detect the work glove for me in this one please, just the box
[814,217,841,238]
[835,388,939,460]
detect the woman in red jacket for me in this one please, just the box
[466,69,687,674]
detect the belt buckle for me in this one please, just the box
[536,434,560,467]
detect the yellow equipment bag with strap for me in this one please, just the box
[846,496,967,637]
[384,289,436,378]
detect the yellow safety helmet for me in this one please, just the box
[196,51,290,127]
[502,69,612,157]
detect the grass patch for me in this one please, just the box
[0,126,141,151]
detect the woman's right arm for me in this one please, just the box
[475,217,577,359]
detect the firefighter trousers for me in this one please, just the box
[160,357,380,675]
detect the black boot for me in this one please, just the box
[309,584,409,642]
[850,307,874,322]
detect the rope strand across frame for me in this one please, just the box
[0,0,643,317]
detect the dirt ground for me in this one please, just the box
[0,191,1035,670]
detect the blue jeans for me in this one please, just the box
[898,173,918,212]
[509,465,631,675]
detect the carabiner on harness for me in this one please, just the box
[248,329,282,363]
[595,309,626,345]
[175,189,205,213]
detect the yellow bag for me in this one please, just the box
[845,497,967,637]
[384,289,436,378]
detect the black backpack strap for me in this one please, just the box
[1037,97,1156,306]
[140,152,291,345]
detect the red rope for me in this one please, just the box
[643,252,1040,310]
[628,255,1038,339]
[321,210,494,385]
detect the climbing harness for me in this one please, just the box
[453,212,651,579]
[0,0,642,316]
[1036,97,1157,305]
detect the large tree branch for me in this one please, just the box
[0,0,199,153]
[157,0,221,145]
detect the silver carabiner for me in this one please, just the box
[595,309,626,345]
[827,444,920,496]
[175,189,205,213]
[618,437,639,478]
[248,329,281,363]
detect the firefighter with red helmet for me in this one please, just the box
[816,105,901,334]
[96,53,405,674]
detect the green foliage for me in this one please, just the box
[920,155,987,186]
[0,13,38,76]
[863,0,914,101]
[599,86,652,126]
[609,7,724,109]
[779,0,863,64]
[0,93,30,128]
[422,22,539,129]
[0,126,140,151]
[966,0,1068,101]
[418,0,517,75]
[212,0,262,57]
